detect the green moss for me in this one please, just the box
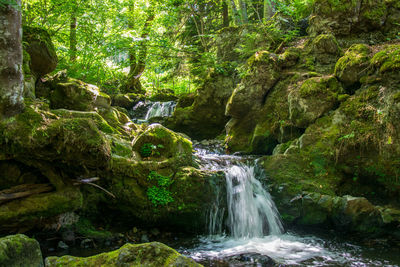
[371,45,400,73]
[74,218,113,240]
[362,1,387,21]
[52,109,116,135]
[334,44,370,84]
[299,77,326,97]
[0,234,43,267]
[0,188,82,227]
[45,242,201,267]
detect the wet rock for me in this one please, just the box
[45,242,202,267]
[0,234,43,267]
[57,241,69,250]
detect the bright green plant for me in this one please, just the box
[139,143,164,157]
[146,171,174,206]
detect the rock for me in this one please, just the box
[288,75,343,128]
[165,70,237,140]
[226,52,280,118]
[0,234,44,267]
[80,239,92,249]
[306,34,341,65]
[111,93,145,110]
[308,0,400,37]
[132,123,193,165]
[45,242,202,267]
[23,26,58,78]
[57,241,69,250]
[334,44,371,88]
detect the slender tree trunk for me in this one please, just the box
[0,0,24,118]
[128,1,137,76]
[263,0,275,22]
[69,10,77,62]
[222,0,229,27]
[230,0,242,25]
[124,7,155,93]
[238,0,248,24]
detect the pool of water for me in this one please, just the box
[173,231,400,266]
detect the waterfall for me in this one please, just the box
[225,163,283,238]
[144,101,177,120]
[197,151,283,238]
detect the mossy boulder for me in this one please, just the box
[23,26,58,78]
[45,242,202,267]
[0,188,82,232]
[226,51,280,118]
[38,71,111,111]
[308,0,400,37]
[132,124,192,166]
[288,75,343,128]
[261,155,400,235]
[111,93,145,110]
[225,72,303,154]
[306,34,341,65]
[0,234,43,267]
[370,44,400,74]
[334,44,371,88]
[166,70,237,140]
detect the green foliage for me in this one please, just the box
[139,143,164,158]
[146,171,174,206]
[273,0,315,21]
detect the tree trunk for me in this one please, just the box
[0,0,24,119]
[238,0,248,24]
[222,0,229,27]
[123,7,155,94]
[69,10,77,62]
[128,1,137,76]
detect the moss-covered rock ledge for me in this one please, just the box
[45,242,202,267]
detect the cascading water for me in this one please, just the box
[180,146,398,266]
[224,163,283,238]
[130,100,176,123]
[144,101,177,120]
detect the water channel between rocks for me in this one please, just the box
[172,146,400,267]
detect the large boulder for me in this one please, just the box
[226,52,280,118]
[45,242,201,267]
[23,26,58,78]
[132,124,193,166]
[308,0,400,38]
[37,71,111,111]
[0,234,43,267]
[288,75,343,128]
[165,70,237,140]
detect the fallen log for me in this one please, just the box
[0,184,53,204]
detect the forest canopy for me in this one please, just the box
[19,0,314,94]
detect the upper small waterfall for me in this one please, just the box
[144,101,177,120]
[130,100,177,122]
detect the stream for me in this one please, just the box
[172,146,400,267]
